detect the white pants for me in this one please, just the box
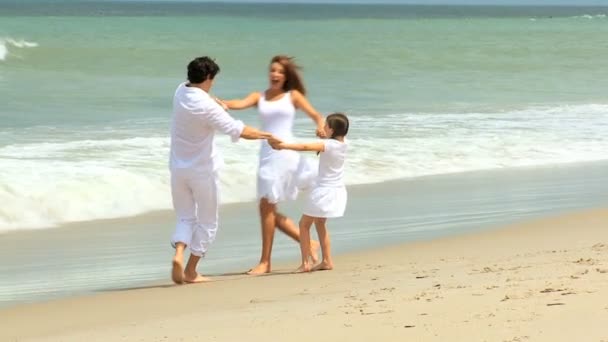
[170,168,220,257]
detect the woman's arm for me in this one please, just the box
[291,90,326,138]
[219,92,261,110]
[270,140,325,153]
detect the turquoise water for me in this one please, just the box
[1,2,608,231]
[3,3,608,125]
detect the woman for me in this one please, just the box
[219,55,326,274]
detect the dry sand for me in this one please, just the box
[1,208,607,341]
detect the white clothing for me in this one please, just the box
[169,82,244,256]
[303,139,348,218]
[170,82,244,172]
[316,139,347,187]
[256,91,317,203]
[170,169,219,257]
[258,90,296,141]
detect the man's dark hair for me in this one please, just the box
[187,56,220,84]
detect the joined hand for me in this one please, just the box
[268,136,283,150]
[316,125,326,138]
[213,97,228,111]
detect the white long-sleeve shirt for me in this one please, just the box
[169,82,245,172]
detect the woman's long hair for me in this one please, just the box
[271,55,306,95]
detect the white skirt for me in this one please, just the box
[303,185,347,218]
[257,144,318,204]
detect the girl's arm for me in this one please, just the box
[219,92,261,110]
[271,140,325,153]
[291,90,326,138]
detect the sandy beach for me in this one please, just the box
[3,2,608,341]
[1,207,606,341]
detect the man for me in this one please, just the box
[169,56,272,284]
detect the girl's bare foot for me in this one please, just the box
[312,261,334,271]
[171,258,184,284]
[295,263,312,273]
[184,271,210,283]
[247,262,271,275]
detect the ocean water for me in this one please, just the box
[1,161,607,307]
[1,2,608,232]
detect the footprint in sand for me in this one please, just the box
[414,291,428,301]
[540,288,576,296]
[539,288,569,293]
[365,264,384,270]
[504,336,530,342]
[574,258,597,265]
[249,298,274,304]
[500,290,534,301]
[479,266,504,274]
[570,269,589,279]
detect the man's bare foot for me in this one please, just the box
[295,263,312,273]
[312,261,334,271]
[247,262,271,275]
[184,272,210,283]
[310,241,320,264]
[171,258,184,284]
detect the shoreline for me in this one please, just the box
[3,159,608,237]
[1,160,607,308]
[1,207,606,341]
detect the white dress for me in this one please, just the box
[257,91,317,203]
[303,139,348,218]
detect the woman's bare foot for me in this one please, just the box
[295,263,312,273]
[312,261,334,271]
[184,271,210,283]
[247,262,271,275]
[171,258,184,284]
[310,241,320,264]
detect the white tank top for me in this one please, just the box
[257,91,296,141]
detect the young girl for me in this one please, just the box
[270,113,349,272]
